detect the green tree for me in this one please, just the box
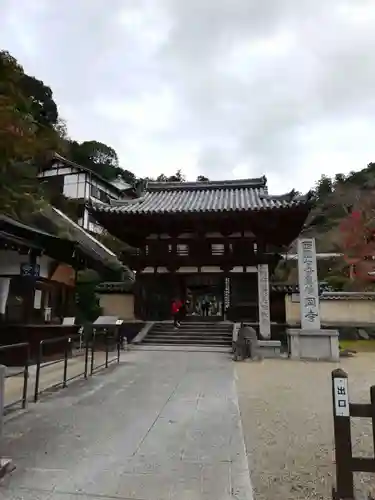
[82,140,118,169]
[334,173,346,185]
[68,140,120,180]
[75,269,102,323]
[314,174,333,201]
[0,51,61,218]
[20,73,58,128]
[120,169,136,185]
[156,170,186,182]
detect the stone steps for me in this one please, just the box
[147,331,232,337]
[142,338,232,346]
[143,322,233,348]
[151,328,231,334]
[145,335,232,342]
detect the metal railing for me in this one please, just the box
[90,330,120,375]
[0,329,122,413]
[0,342,30,412]
[34,333,88,403]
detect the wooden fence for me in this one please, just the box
[332,368,375,499]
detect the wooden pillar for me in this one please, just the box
[257,263,271,339]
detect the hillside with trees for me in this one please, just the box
[276,165,375,291]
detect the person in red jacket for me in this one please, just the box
[171,298,182,328]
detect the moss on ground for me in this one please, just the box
[340,339,375,352]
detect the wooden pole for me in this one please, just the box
[331,368,354,499]
[371,385,375,467]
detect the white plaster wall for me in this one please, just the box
[63,173,86,199]
[285,294,375,325]
[39,255,53,278]
[0,251,29,275]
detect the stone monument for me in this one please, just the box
[287,238,339,361]
[257,264,271,339]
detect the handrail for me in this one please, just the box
[0,342,30,412]
[90,328,120,375]
[34,329,120,402]
[34,334,87,402]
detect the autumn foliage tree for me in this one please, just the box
[336,195,375,289]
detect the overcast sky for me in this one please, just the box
[1,0,375,193]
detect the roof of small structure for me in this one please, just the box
[31,207,123,275]
[0,211,124,277]
[90,177,312,216]
[0,214,76,263]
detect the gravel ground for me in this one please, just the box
[236,354,375,500]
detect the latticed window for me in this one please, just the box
[177,244,189,256]
[211,243,224,255]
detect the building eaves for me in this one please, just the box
[0,214,76,264]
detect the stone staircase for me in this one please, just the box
[142,322,233,348]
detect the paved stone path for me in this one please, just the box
[0,350,253,499]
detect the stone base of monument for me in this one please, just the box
[287,328,340,361]
[257,340,282,358]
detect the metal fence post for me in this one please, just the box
[21,345,30,409]
[371,386,375,462]
[105,332,109,369]
[0,365,6,437]
[62,338,70,388]
[84,335,89,379]
[332,368,354,499]
[90,329,95,375]
[34,342,43,403]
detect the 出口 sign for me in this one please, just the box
[333,377,350,417]
[297,238,321,331]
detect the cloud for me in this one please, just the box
[1,0,375,193]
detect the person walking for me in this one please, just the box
[201,298,209,317]
[171,298,182,328]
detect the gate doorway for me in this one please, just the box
[184,274,224,321]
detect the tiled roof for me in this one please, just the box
[320,292,375,301]
[90,177,311,215]
[271,284,299,293]
[0,214,76,263]
[29,207,123,274]
[270,283,332,294]
[272,286,375,300]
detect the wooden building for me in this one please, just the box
[89,177,313,336]
[0,211,122,325]
[0,212,124,363]
[38,153,138,234]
